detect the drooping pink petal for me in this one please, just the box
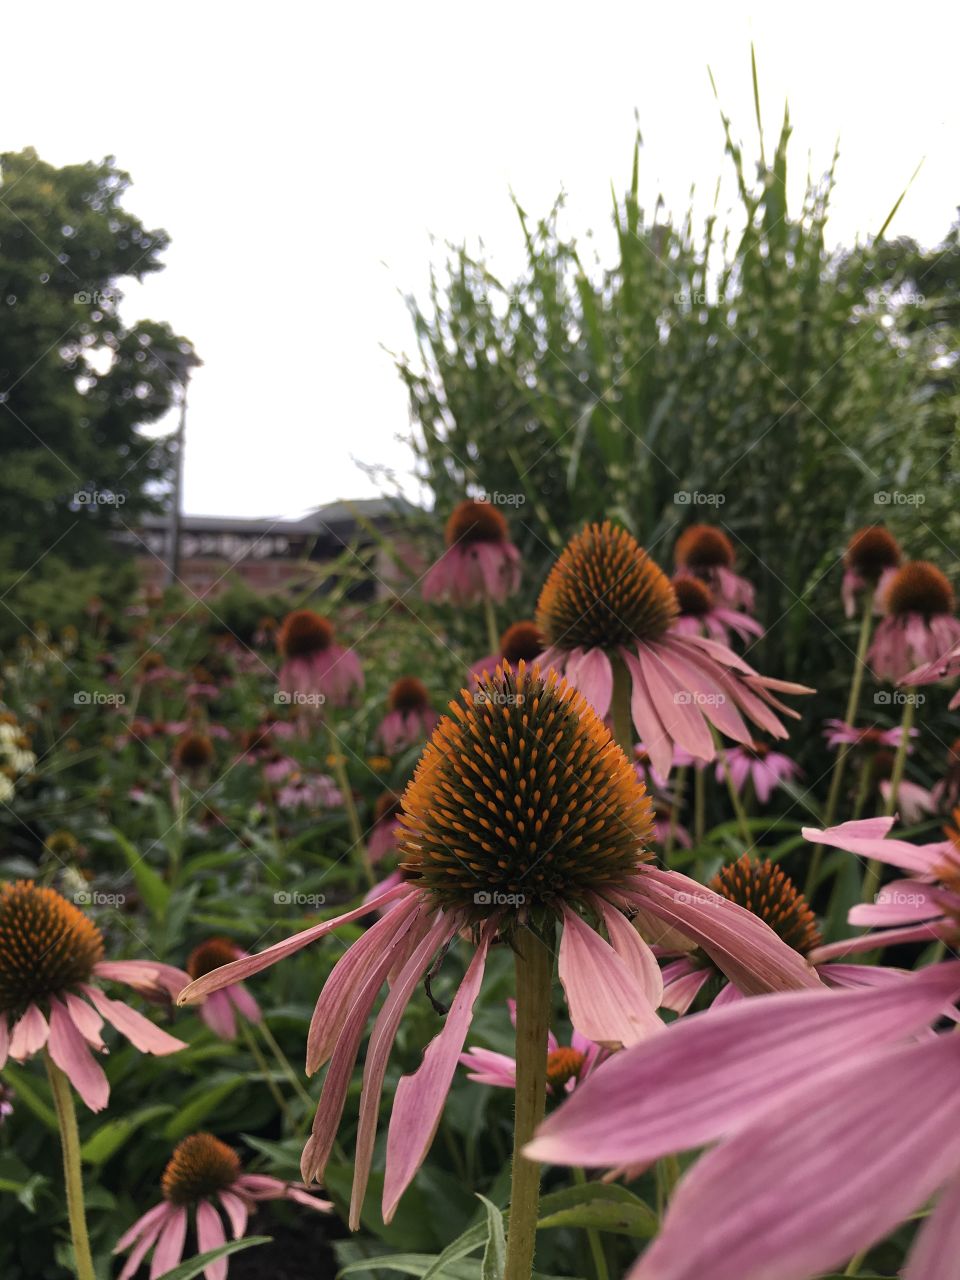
[9,1003,48,1059]
[660,967,712,1015]
[285,1186,334,1211]
[801,819,947,876]
[570,647,614,719]
[117,1203,173,1280]
[620,649,675,778]
[350,912,460,1227]
[81,986,186,1055]
[848,878,944,926]
[64,992,106,1050]
[809,919,955,962]
[558,909,663,1048]
[196,1199,227,1280]
[653,637,752,745]
[201,990,238,1041]
[631,867,822,995]
[47,997,109,1112]
[149,1203,187,1279]
[903,1168,960,1279]
[226,983,261,1025]
[628,1035,960,1280]
[459,1047,518,1087]
[0,1015,9,1069]
[114,1200,172,1254]
[638,646,715,761]
[94,960,191,1001]
[217,1189,249,1240]
[178,885,412,1006]
[594,901,663,1008]
[382,920,497,1223]
[527,963,960,1168]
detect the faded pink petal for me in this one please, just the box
[47,997,109,1111]
[570,648,614,719]
[217,1189,249,1240]
[629,1035,960,1280]
[527,963,960,1168]
[382,920,496,1223]
[596,900,664,1008]
[201,989,238,1040]
[802,819,948,876]
[809,919,955,962]
[94,960,191,1001]
[116,1203,173,1280]
[196,1199,227,1280]
[9,1004,48,1059]
[150,1203,187,1279]
[64,992,105,1050]
[559,909,662,1047]
[459,1047,518,1087]
[227,983,261,1025]
[81,986,186,1055]
[903,1168,960,1279]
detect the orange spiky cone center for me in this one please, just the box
[710,855,821,955]
[0,881,104,1014]
[161,1133,241,1204]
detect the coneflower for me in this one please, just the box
[673,524,755,611]
[186,939,260,1041]
[377,677,438,754]
[460,1000,605,1095]
[868,560,960,683]
[714,741,800,806]
[276,609,363,707]
[842,524,901,619]
[536,522,811,776]
[114,1132,331,1280]
[422,499,522,608]
[670,574,763,646]
[179,663,818,1268]
[471,619,545,681]
[171,731,215,776]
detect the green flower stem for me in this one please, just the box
[572,1167,609,1280]
[259,1019,315,1117]
[694,765,706,846]
[664,766,688,864]
[610,655,635,758]
[483,593,501,660]
[712,731,752,853]
[326,723,372,887]
[44,1051,95,1280]
[503,927,552,1280]
[862,694,916,903]
[805,587,875,896]
[240,1020,294,1128]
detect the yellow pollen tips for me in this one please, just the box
[161,1133,241,1205]
[537,521,678,650]
[710,856,821,955]
[0,881,104,1014]
[397,661,654,916]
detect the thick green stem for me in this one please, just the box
[863,695,916,902]
[44,1052,95,1280]
[805,588,875,897]
[503,928,552,1280]
[610,655,635,758]
[326,723,372,887]
[483,593,500,659]
[572,1167,609,1280]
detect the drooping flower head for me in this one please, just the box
[114,1132,331,1280]
[471,619,545,680]
[716,740,800,805]
[186,939,261,1041]
[422,499,522,605]
[670,574,763,646]
[674,524,755,611]
[276,609,363,707]
[537,522,812,776]
[378,677,438,754]
[842,524,901,618]
[180,662,818,1230]
[868,560,960,682]
[0,882,186,1110]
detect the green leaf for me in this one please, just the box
[163,1079,242,1140]
[340,1256,482,1279]
[82,1104,173,1165]
[111,826,170,920]
[536,1182,657,1238]
[154,1236,270,1280]
[0,1063,57,1130]
[477,1195,505,1280]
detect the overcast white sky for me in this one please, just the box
[3,3,958,519]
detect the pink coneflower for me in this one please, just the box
[275,771,342,811]
[536,523,812,777]
[0,882,186,1111]
[673,525,755,612]
[461,1000,605,1094]
[368,791,402,864]
[659,857,897,1015]
[180,663,819,1229]
[715,741,800,805]
[822,719,912,750]
[841,525,901,619]
[470,619,545,680]
[670,574,763,646]
[527,962,960,1280]
[422,500,522,605]
[651,803,692,850]
[869,749,936,823]
[186,940,260,1041]
[276,610,363,707]
[114,1132,331,1280]
[867,560,960,682]
[378,677,438,754]
[799,814,960,959]
[171,732,216,777]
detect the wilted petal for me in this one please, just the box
[558,908,663,1048]
[48,998,109,1112]
[195,1200,227,1280]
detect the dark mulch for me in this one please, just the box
[229,1214,346,1280]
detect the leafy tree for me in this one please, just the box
[0,148,197,633]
